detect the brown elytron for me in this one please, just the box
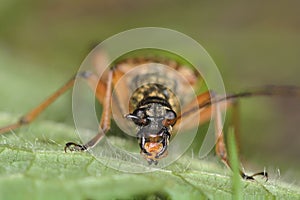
[1,49,299,180]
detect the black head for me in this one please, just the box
[125,103,177,164]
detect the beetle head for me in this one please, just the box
[126,103,177,164]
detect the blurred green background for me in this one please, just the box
[0,0,300,182]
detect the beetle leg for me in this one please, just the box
[213,94,268,180]
[174,91,212,131]
[65,69,113,151]
[177,91,212,125]
[0,71,104,134]
[174,91,229,132]
[177,89,276,180]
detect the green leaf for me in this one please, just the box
[0,113,299,200]
[228,127,242,200]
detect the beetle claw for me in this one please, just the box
[242,171,268,182]
[64,142,87,153]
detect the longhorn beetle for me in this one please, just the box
[1,48,299,180]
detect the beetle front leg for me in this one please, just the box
[65,69,114,152]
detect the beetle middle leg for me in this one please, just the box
[177,85,300,180]
[176,90,266,180]
[175,92,240,176]
[212,97,268,180]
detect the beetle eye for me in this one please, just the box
[136,109,145,119]
[129,109,149,126]
[162,110,177,127]
[165,110,176,120]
